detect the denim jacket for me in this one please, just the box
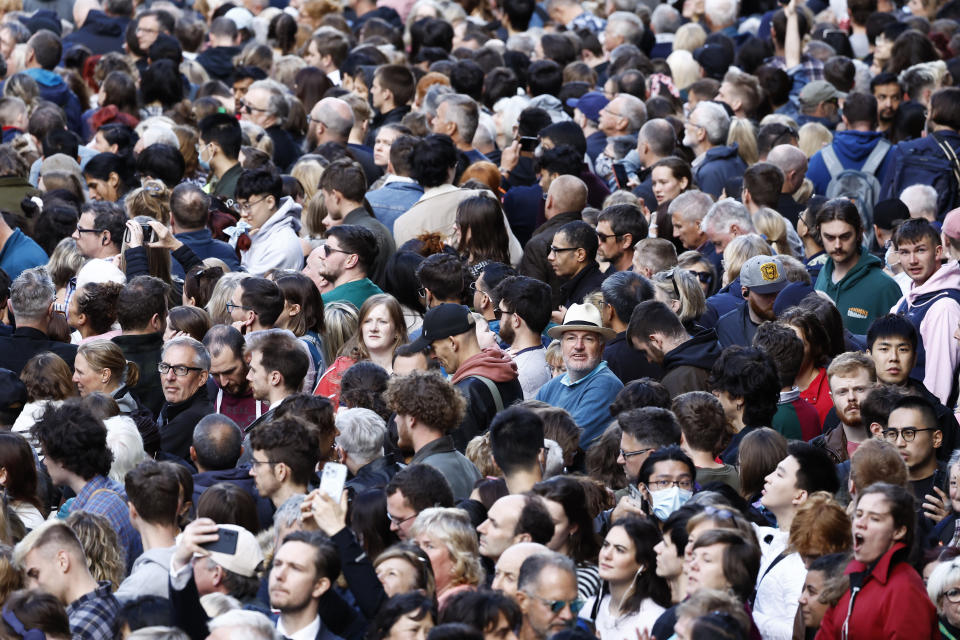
[365,178,423,234]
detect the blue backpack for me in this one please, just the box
[896,288,960,407]
[881,132,960,219]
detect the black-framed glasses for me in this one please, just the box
[225,302,251,313]
[158,363,204,377]
[663,268,680,297]
[945,588,960,603]
[648,478,694,491]
[597,231,624,242]
[320,244,352,258]
[882,427,936,443]
[619,447,653,459]
[237,196,267,213]
[387,512,417,526]
[549,246,579,255]
[76,225,102,234]
[494,307,511,321]
[525,593,585,615]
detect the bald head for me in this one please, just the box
[492,542,550,597]
[766,144,808,194]
[547,175,588,217]
[192,414,243,471]
[313,97,354,142]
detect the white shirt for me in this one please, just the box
[752,523,806,640]
[277,615,321,640]
[580,594,665,640]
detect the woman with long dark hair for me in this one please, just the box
[83,152,136,202]
[275,271,327,381]
[455,195,510,277]
[0,433,45,530]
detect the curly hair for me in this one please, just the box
[32,398,112,480]
[409,507,484,588]
[788,492,852,558]
[65,511,125,590]
[73,282,123,335]
[384,371,467,435]
[248,417,319,487]
[339,361,391,421]
[19,352,75,402]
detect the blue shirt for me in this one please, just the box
[0,228,47,281]
[535,361,623,448]
[171,228,242,278]
[72,475,142,572]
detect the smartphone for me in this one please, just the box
[519,136,539,153]
[201,527,238,555]
[320,462,348,501]
[613,162,629,190]
[627,483,650,515]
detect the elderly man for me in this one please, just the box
[491,542,551,597]
[433,93,488,164]
[337,408,401,495]
[901,185,940,224]
[156,337,213,461]
[515,553,583,640]
[700,198,756,253]
[240,79,299,171]
[598,93,646,141]
[683,101,746,199]
[535,303,623,447]
[767,143,810,225]
[670,191,722,275]
[308,96,381,183]
[0,266,76,374]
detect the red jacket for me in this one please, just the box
[816,542,939,640]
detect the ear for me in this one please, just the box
[934,429,943,449]
[287,303,302,317]
[56,549,70,573]
[514,532,533,544]
[515,589,531,615]
[793,488,809,507]
[108,172,120,188]
[128,501,140,521]
[211,564,225,586]
[869,422,884,438]
[269,370,283,387]
[892,524,908,542]
[311,576,331,599]
[0,467,8,485]
[189,446,198,463]
[935,244,944,260]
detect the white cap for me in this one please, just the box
[225,7,253,31]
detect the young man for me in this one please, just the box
[113,275,168,416]
[384,465,454,541]
[489,406,546,494]
[198,112,243,203]
[494,276,554,399]
[818,352,878,463]
[243,329,310,428]
[753,322,821,441]
[249,416,319,510]
[203,325,268,430]
[229,277,284,334]
[234,168,302,276]
[595,204,647,273]
[599,271,662,385]
[547,220,607,316]
[317,225,383,309]
[673,391,739,490]
[716,255,788,348]
[156,337,213,461]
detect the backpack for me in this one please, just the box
[896,288,960,407]
[881,132,960,219]
[822,138,890,249]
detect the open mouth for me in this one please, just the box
[853,533,864,552]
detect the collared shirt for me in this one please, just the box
[766,54,824,81]
[67,581,121,640]
[278,614,321,640]
[73,475,141,570]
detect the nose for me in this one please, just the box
[164,369,178,381]
[616,451,625,465]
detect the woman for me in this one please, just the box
[0,432,45,530]
[373,124,411,171]
[163,305,212,343]
[533,476,602,600]
[738,427,788,525]
[455,195,510,277]
[817,482,937,638]
[650,157,692,209]
[582,518,672,639]
[651,268,706,330]
[779,306,836,425]
[721,234,771,288]
[66,511,126,590]
[796,552,850,640]
[677,251,719,298]
[409,507,483,611]
[927,557,960,640]
[72,340,141,415]
[68,282,123,343]
[654,506,697,604]
[367,593,436,640]
[14,352,75,449]
[83,152,136,202]
[375,543,437,600]
[752,207,795,258]
[183,265,224,309]
[275,272,327,379]
[350,489,397,562]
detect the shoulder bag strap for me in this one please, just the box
[861,139,891,175]
[471,375,504,413]
[822,146,844,179]
[934,133,960,186]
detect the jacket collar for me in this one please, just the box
[846,541,907,585]
[559,261,602,295]
[411,435,457,463]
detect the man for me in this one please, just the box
[234,168,302,276]
[599,271,661,384]
[548,221,608,315]
[631,238,678,279]
[303,28,348,85]
[806,93,892,196]
[766,144,810,225]
[489,406,546,494]
[239,79,299,171]
[335,408,400,495]
[198,113,243,203]
[243,329,309,431]
[0,266,76,374]
[440,589,523,637]
[384,371,481,501]
[884,395,947,527]
[408,304,522,450]
[491,542,551,597]
[568,91,609,163]
[683,101,746,199]
[62,0,132,58]
[901,185,939,225]
[717,68,763,120]
[369,64,414,140]
[196,17,240,82]
[318,225,383,308]
[229,277,283,334]
[385,464,454,541]
[598,94,646,142]
[22,30,83,132]
[673,392,739,490]
[670,190,721,275]
[203,325,268,430]
[417,253,467,310]
[628,300,723,397]
[478,495,554,563]
[596,204,647,273]
[616,407,682,489]
[474,262,515,336]
[871,72,902,133]
[365,134,423,233]
[113,275,167,416]
[249,416,318,509]
[627,118,678,207]
[700,198,756,254]
[115,460,180,600]
[14,521,120,640]
[33,399,141,569]
[433,94,488,164]
[133,10,171,57]
[818,351,877,463]
[319,158,395,285]
[716,255,788,348]
[754,442,839,640]
[753,322,821,442]
[495,276,553,399]
[0,204,45,282]
[890,219,960,406]
[72,201,125,260]
[169,182,240,278]
[535,303,623,447]
[307,97,380,184]
[814,198,901,334]
[796,80,842,129]
[156,337,213,461]
[515,553,581,640]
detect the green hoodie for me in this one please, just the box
[815,247,902,335]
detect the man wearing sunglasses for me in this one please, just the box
[515,552,582,640]
[318,225,383,309]
[156,336,213,461]
[238,80,299,172]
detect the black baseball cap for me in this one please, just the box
[874,198,910,231]
[407,303,475,352]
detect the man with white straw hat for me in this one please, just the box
[535,303,623,448]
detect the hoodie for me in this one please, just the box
[62,11,128,61]
[450,347,523,450]
[693,144,747,199]
[528,94,573,123]
[807,130,893,195]
[196,46,241,83]
[661,329,723,398]
[815,247,902,335]
[192,466,274,531]
[22,69,82,133]
[241,196,304,276]
[892,260,960,406]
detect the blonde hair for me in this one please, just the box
[673,22,707,52]
[45,237,85,291]
[240,121,274,157]
[752,207,794,258]
[65,512,125,591]
[651,268,706,324]
[667,49,700,90]
[798,122,832,158]
[291,155,326,203]
[722,233,772,284]
[465,432,499,477]
[180,59,210,86]
[409,507,484,588]
[728,117,758,166]
[78,339,140,390]
[324,301,360,366]
[125,179,171,225]
[206,272,250,325]
[274,55,307,90]
[105,416,146,484]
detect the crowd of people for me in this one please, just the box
[0,0,958,637]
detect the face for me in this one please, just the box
[303,247,327,291]
[798,570,829,629]
[484,612,519,640]
[852,492,905,564]
[362,304,397,354]
[819,220,860,268]
[519,566,579,639]
[233,77,255,104]
[617,432,653,482]
[654,533,683,580]
[560,330,603,379]
[829,369,875,427]
[245,350,273,402]
[429,337,460,374]
[393,353,429,376]
[705,223,735,253]
[73,211,107,258]
[887,406,940,473]
[433,101,455,137]
[761,455,801,513]
[317,237,351,284]
[897,238,942,285]
[386,613,434,640]
[746,289,779,322]
[209,348,249,396]
[598,99,624,136]
[596,220,625,263]
[414,532,454,591]
[950,463,960,512]
[713,390,743,426]
[478,495,523,560]
[672,211,704,250]
[91,130,115,154]
[686,542,730,595]
[652,166,687,204]
[376,557,419,598]
[547,232,581,278]
[370,77,389,112]
[543,499,573,553]
[270,541,324,612]
[249,448,282,499]
[687,263,713,296]
[22,548,63,600]
[476,317,499,350]
[716,81,739,113]
[374,127,401,168]
[160,344,208,404]
[240,87,274,128]
[136,15,162,51]
[0,28,16,60]
[874,82,902,122]
[644,460,694,496]
[683,109,705,149]
[869,335,915,385]
[72,352,109,396]
[387,490,418,541]
[598,525,641,584]
[237,192,276,230]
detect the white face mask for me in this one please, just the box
[650,485,693,520]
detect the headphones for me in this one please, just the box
[2,608,45,640]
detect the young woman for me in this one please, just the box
[455,195,510,277]
[0,432,45,530]
[13,352,76,450]
[274,272,327,387]
[650,268,706,331]
[82,152,136,202]
[779,306,837,425]
[72,340,141,414]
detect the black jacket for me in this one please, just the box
[0,326,77,375]
[265,125,301,172]
[192,466,274,532]
[113,332,165,417]
[158,386,214,461]
[661,329,723,397]
[61,11,128,59]
[196,46,240,82]
[519,211,583,308]
[602,332,663,384]
[558,261,608,309]
[345,455,401,496]
[365,105,411,147]
[452,376,523,451]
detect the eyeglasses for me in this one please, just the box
[596,231,624,242]
[251,459,278,467]
[225,302,252,313]
[387,512,417,526]
[136,26,159,34]
[320,244,352,258]
[703,506,736,521]
[75,225,102,234]
[549,246,579,255]
[240,101,270,114]
[525,593,585,615]
[693,271,714,285]
[648,478,694,491]
[158,363,204,377]
[237,196,268,212]
[882,427,936,443]
[945,588,960,603]
[619,447,653,459]
[494,307,511,321]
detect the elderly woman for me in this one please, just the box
[409,507,484,611]
[928,557,960,639]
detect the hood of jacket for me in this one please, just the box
[528,94,572,122]
[23,68,66,90]
[906,259,960,305]
[193,466,257,493]
[451,346,519,385]
[81,10,126,36]
[255,196,302,236]
[663,328,723,371]
[703,143,741,162]
[832,129,888,163]
[821,247,884,291]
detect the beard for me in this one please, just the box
[499,319,515,345]
[748,296,776,322]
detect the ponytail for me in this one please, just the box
[123,361,139,388]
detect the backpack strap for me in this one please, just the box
[471,375,504,413]
[861,139,891,175]
[822,146,845,179]
[934,132,960,187]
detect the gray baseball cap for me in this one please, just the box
[740,255,787,295]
